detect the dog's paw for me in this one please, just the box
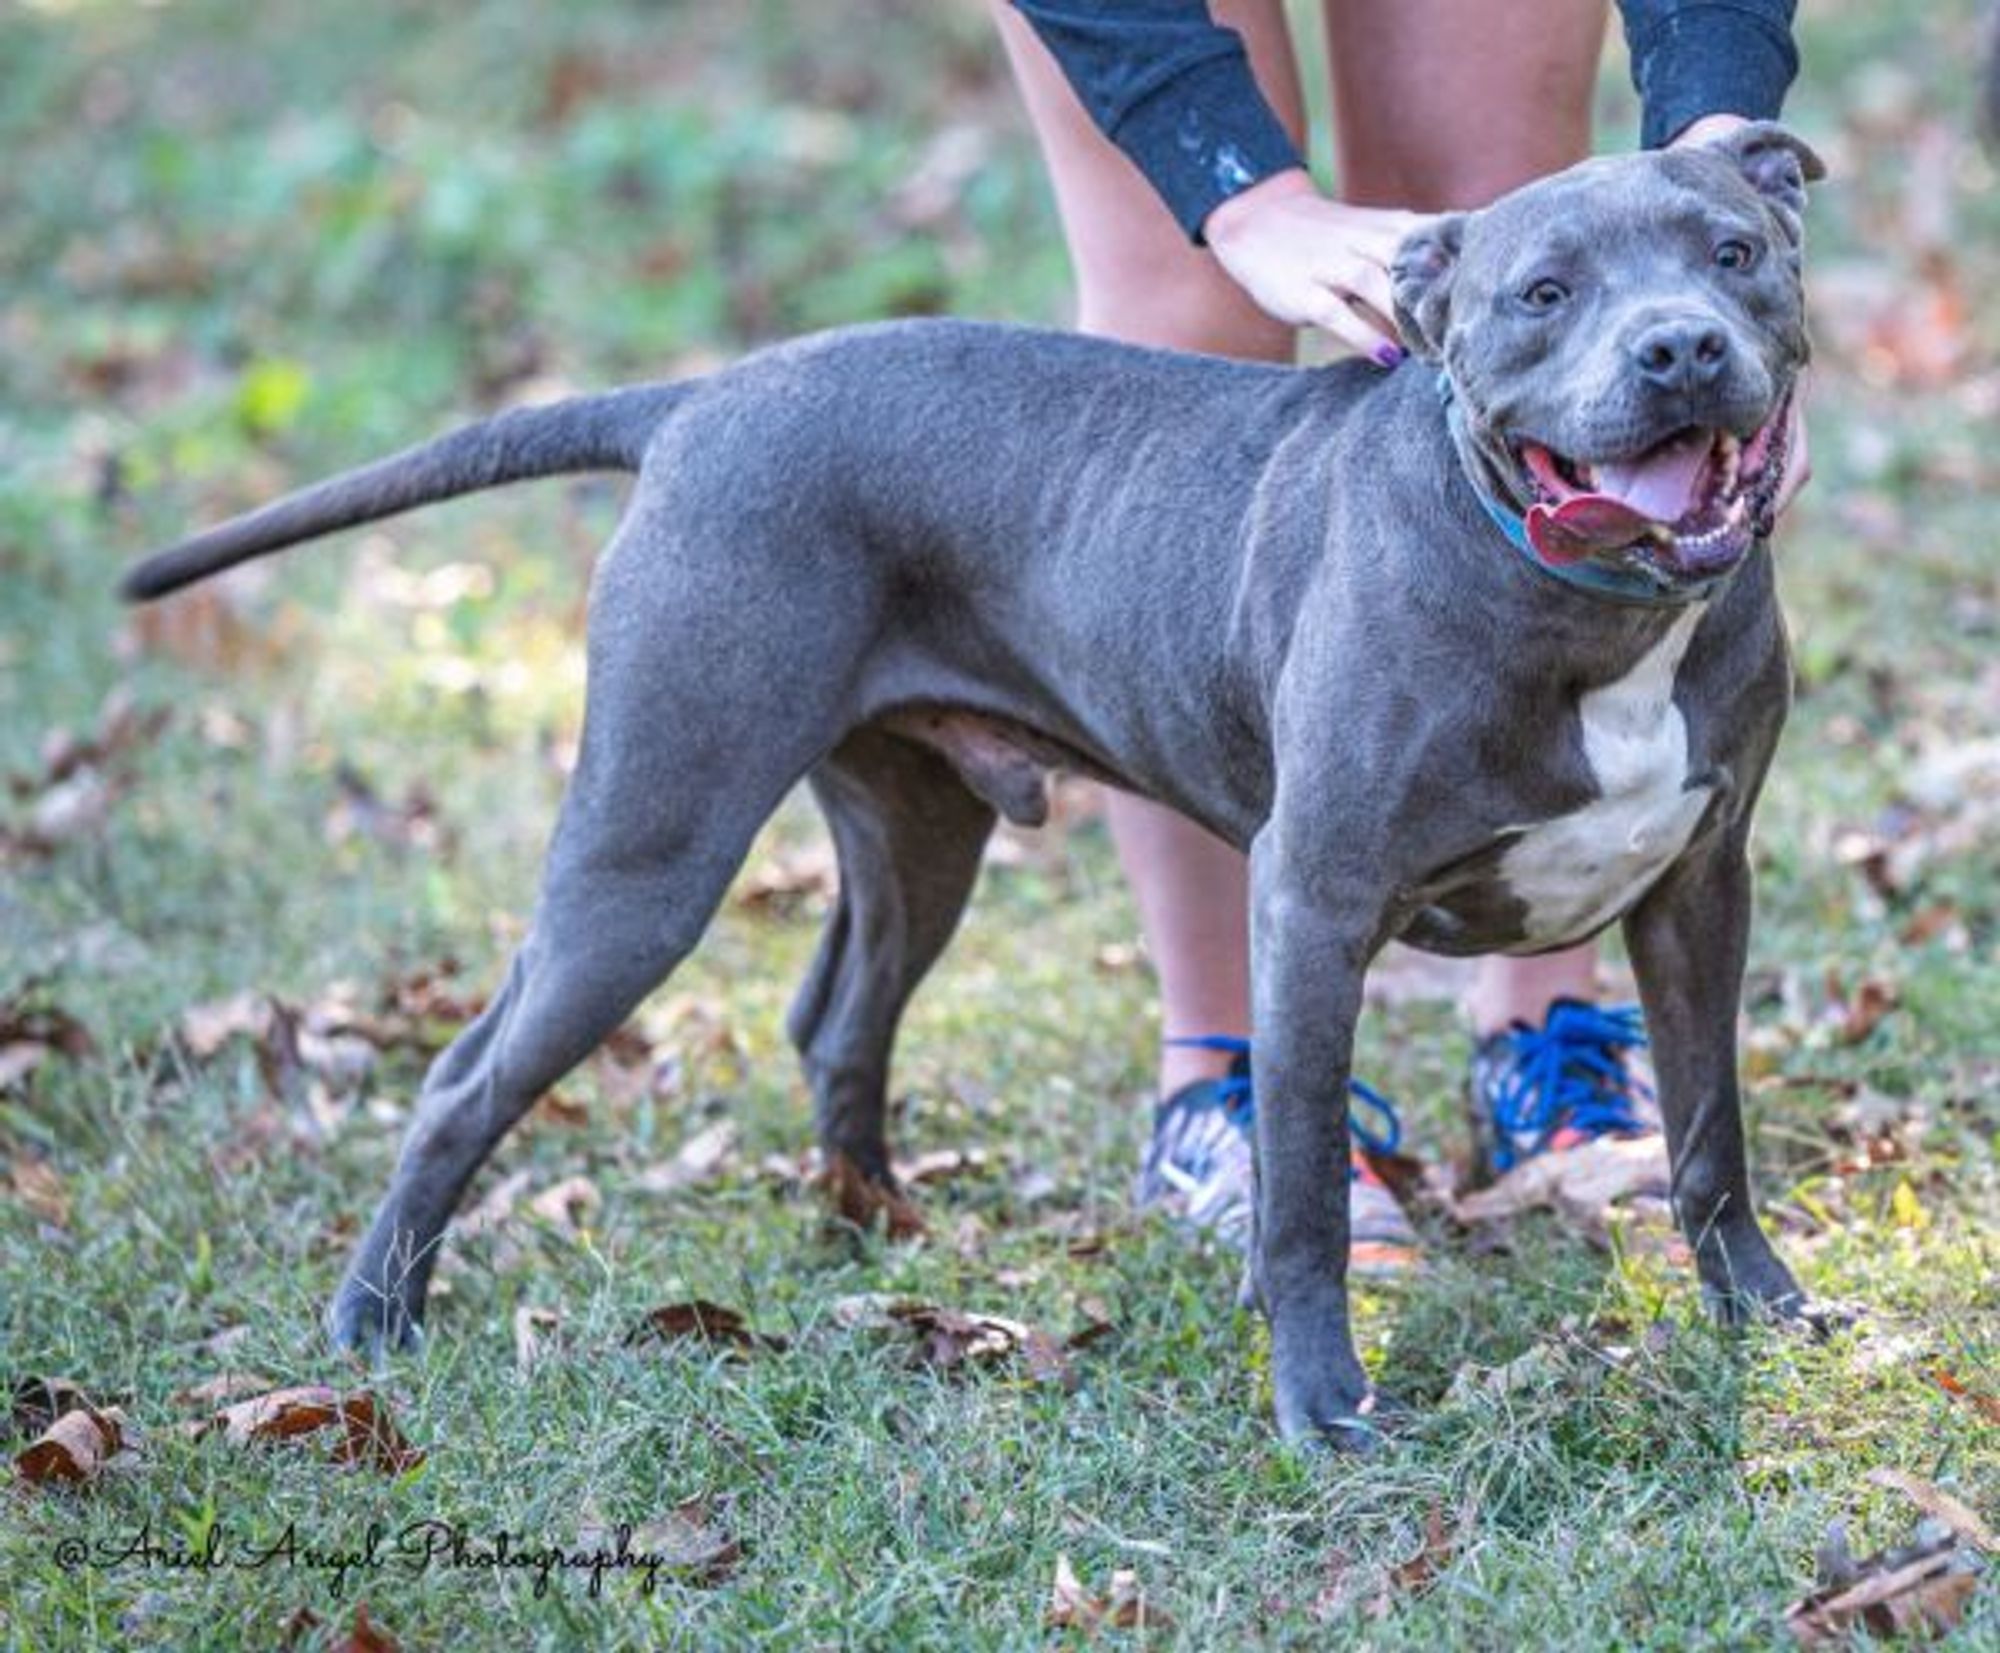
[1270,1330,1402,1452]
[1273,1380,1404,1454]
[325,1276,427,1367]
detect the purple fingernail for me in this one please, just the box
[1374,344,1406,369]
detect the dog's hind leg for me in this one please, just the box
[328,531,865,1357]
[787,729,995,1200]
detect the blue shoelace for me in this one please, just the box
[1486,1000,1651,1171]
[1168,1034,1402,1156]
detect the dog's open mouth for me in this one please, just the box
[1513,395,1792,578]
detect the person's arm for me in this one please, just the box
[1008,1,1304,242]
[1010,1,1421,361]
[1618,0,1800,148]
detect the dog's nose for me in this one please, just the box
[1631,318,1731,393]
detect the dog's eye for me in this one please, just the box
[1519,278,1569,312]
[1714,239,1759,271]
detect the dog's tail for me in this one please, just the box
[119,381,689,602]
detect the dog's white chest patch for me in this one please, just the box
[1501,607,1712,948]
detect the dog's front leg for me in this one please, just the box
[1248,839,1387,1447]
[1624,832,1804,1322]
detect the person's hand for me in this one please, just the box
[1668,112,1812,515]
[1202,169,1431,364]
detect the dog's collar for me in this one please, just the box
[1436,373,1736,609]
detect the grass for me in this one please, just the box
[2,1,1996,1647]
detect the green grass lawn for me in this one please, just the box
[2,2,1995,1647]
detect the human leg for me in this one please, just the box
[992,0,1303,1097]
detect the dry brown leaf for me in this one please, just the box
[733,843,837,914]
[207,1384,344,1445]
[895,1147,989,1186]
[633,1119,739,1194]
[1787,1525,1981,1645]
[1046,1554,1173,1633]
[10,1375,101,1440]
[890,1303,1033,1373]
[513,1306,565,1373]
[327,1393,426,1475]
[459,1168,534,1239]
[198,1385,424,1475]
[532,1090,591,1128]
[527,1174,601,1231]
[15,1405,124,1486]
[1369,1502,1462,1617]
[1868,1469,1998,1554]
[1047,1552,1097,1629]
[821,1151,927,1240]
[9,1157,72,1228]
[1451,1134,1668,1230]
[323,764,446,855]
[631,1495,746,1586]
[627,1300,789,1355]
[177,990,279,1059]
[328,1602,401,1653]
[1831,972,1900,1047]
[1932,1367,2000,1426]
[0,996,94,1094]
[278,1604,324,1650]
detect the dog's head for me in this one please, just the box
[1392,122,1824,586]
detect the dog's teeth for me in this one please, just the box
[1718,433,1741,493]
[1577,462,1596,489]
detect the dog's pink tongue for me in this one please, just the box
[1526,497,1658,563]
[1590,430,1713,524]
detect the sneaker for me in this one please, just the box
[1469,998,1658,1176]
[1135,1036,1421,1273]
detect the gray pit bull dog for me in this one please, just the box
[123,123,1826,1446]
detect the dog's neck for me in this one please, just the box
[1433,371,1743,610]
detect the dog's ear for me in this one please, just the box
[1390,214,1466,362]
[1701,120,1827,238]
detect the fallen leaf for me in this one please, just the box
[329,1602,401,1653]
[527,1175,601,1231]
[324,763,447,855]
[894,1147,989,1186]
[9,1157,72,1227]
[1370,1503,1462,1616]
[206,1385,344,1444]
[197,1386,424,1475]
[532,1090,591,1128]
[1931,1368,2000,1427]
[328,1393,427,1475]
[1831,972,1900,1047]
[513,1306,565,1373]
[1786,1523,1981,1645]
[278,1604,324,1649]
[1047,1552,1096,1629]
[0,995,95,1094]
[10,1375,102,1440]
[627,1300,788,1355]
[820,1151,927,1240]
[459,1168,534,1239]
[890,1303,1033,1373]
[633,1120,739,1194]
[1046,1553,1173,1632]
[1867,1469,1998,1554]
[15,1405,125,1486]
[1451,1134,1668,1231]
[630,1495,745,1586]
[733,843,837,914]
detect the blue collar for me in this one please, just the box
[1439,375,1736,609]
